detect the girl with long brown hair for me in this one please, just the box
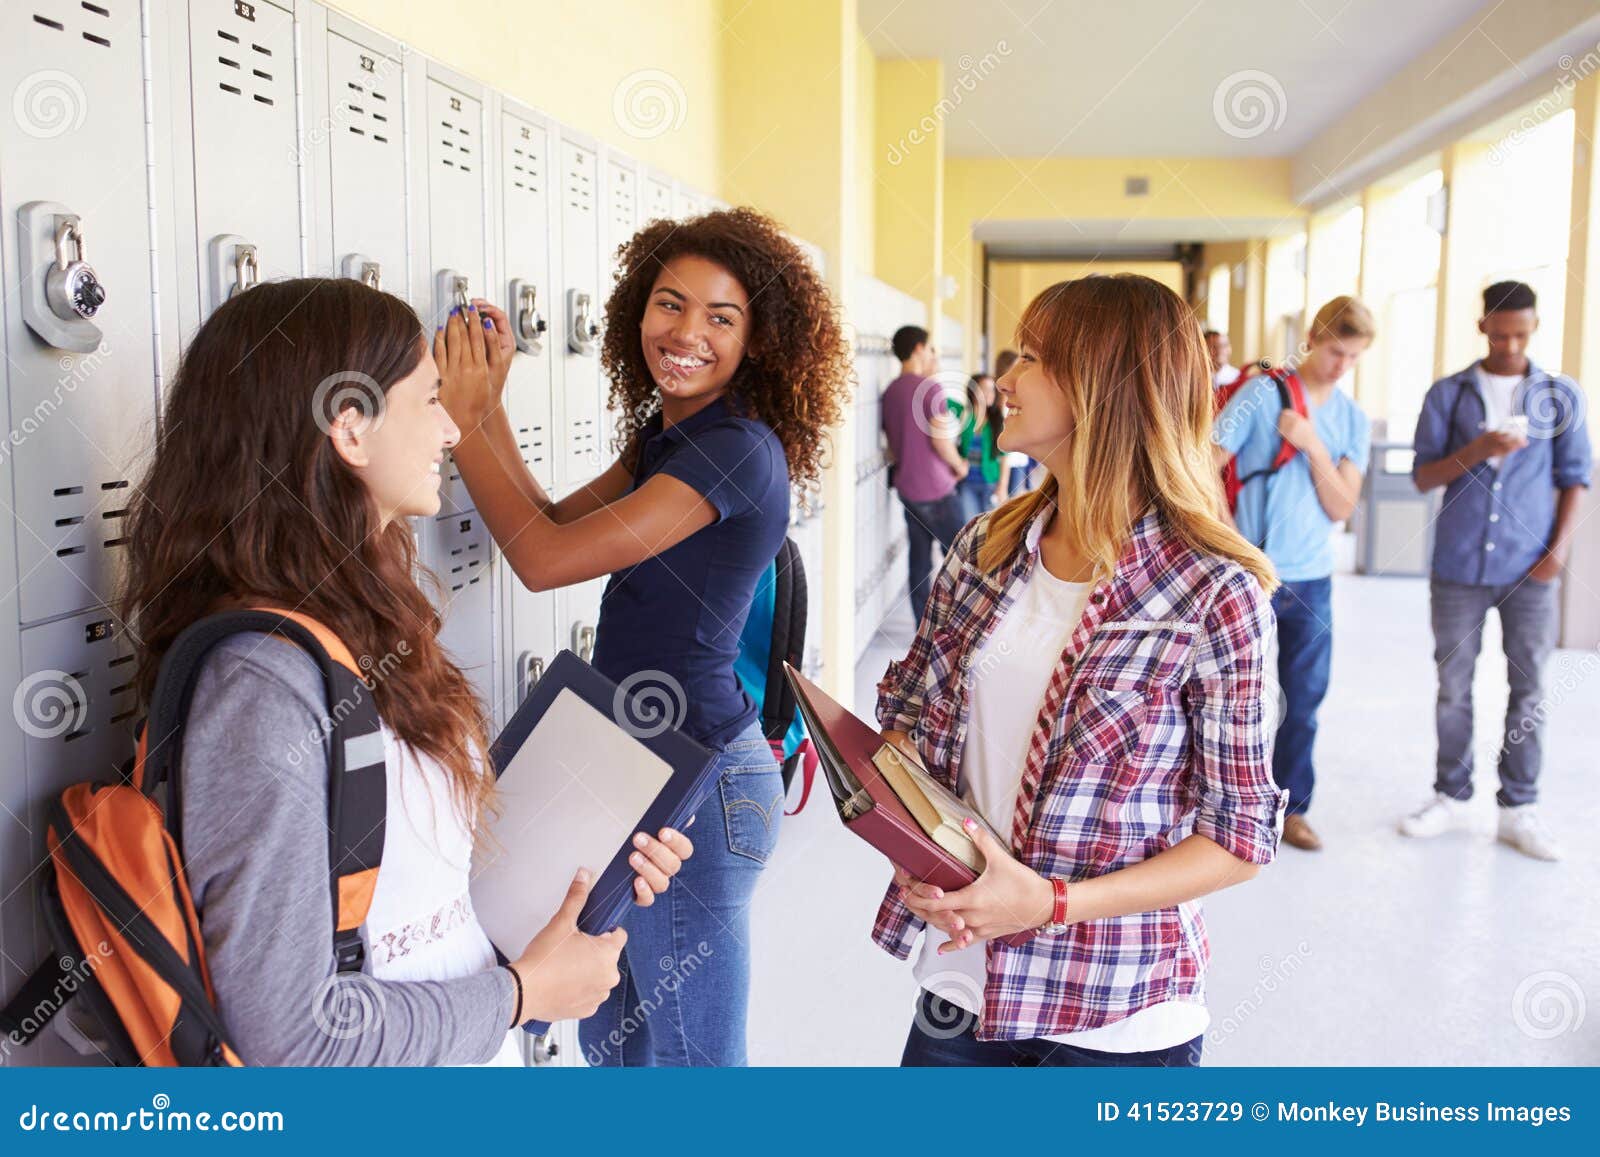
[122,278,691,1065]
[435,207,852,1066]
[871,274,1285,1066]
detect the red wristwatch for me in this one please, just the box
[1040,876,1069,935]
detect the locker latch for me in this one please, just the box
[18,201,106,353]
[231,245,260,297]
[517,651,546,703]
[342,253,382,291]
[435,270,471,327]
[567,289,600,356]
[509,280,547,354]
[574,624,595,662]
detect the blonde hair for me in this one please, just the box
[1309,295,1376,343]
[978,275,1276,593]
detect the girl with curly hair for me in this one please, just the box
[437,206,851,1066]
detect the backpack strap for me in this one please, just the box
[760,539,807,745]
[136,608,386,974]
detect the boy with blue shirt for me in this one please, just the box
[1214,296,1374,851]
[1400,281,1592,861]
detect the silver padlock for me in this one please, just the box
[45,216,107,322]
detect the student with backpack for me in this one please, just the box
[1213,296,1374,852]
[57,278,693,1067]
[950,372,1007,521]
[436,208,853,1066]
[875,275,1284,1067]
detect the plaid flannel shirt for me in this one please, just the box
[873,509,1285,1041]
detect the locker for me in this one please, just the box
[0,1,161,625]
[495,99,559,727]
[599,151,641,470]
[558,576,606,666]
[2,612,138,1065]
[179,0,302,319]
[304,11,409,299]
[643,172,675,226]
[433,512,497,710]
[672,186,704,222]
[556,133,602,487]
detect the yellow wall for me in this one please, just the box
[986,260,1185,360]
[874,59,947,315]
[944,157,1298,364]
[855,32,877,277]
[329,0,723,193]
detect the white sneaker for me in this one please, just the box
[1497,805,1562,861]
[1398,792,1474,838]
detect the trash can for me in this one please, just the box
[1357,441,1438,577]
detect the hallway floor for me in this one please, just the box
[746,569,1600,1065]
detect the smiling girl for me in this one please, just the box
[122,279,689,1065]
[873,274,1286,1067]
[436,208,852,1066]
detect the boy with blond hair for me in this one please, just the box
[1214,296,1374,851]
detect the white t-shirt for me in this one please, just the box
[911,556,1209,1052]
[1213,364,1241,389]
[1476,365,1524,468]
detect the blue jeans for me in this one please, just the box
[901,490,966,626]
[578,720,782,1066]
[1430,576,1559,807]
[1271,577,1333,816]
[957,470,994,522]
[901,992,1202,1067]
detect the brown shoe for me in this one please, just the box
[1283,814,1322,851]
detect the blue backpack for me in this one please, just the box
[734,538,817,813]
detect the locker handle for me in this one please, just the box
[576,624,595,662]
[360,262,382,291]
[509,279,547,354]
[232,245,260,297]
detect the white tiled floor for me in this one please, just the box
[745,567,1600,1065]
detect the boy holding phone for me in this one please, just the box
[1402,281,1592,860]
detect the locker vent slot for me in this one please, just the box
[253,94,273,106]
[218,29,239,43]
[54,486,83,496]
[56,546,86,558]
[82,31,109,46]
[83,2,111,14]
[219,55,240,68]
[220,82,241,96]
[100,479,129,490]
[33,15,65,31]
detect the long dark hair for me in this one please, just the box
[122,278,493,820]
[966,373,1003,452]
[599,207,852,488]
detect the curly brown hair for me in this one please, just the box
[601,207,852,488]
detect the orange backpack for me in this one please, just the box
[0,609,387,1066]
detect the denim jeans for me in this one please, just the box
[901,992,1202,1067]
[1430,576,1560,807]
[577,720,782,1066]
[957,470,994,523]
[1271,577,1333,816]
[901,490,966,626]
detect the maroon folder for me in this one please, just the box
[783,663,1034,947]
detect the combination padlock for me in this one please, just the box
[45,216,107,322]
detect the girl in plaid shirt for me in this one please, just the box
[875,275,1287,1066]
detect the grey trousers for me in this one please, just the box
[1430,576,1560,807]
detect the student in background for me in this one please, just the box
[436,208,851,1066]
[121,279,691,1065]
[882,325,968,623]
[951,372,1006,520]
[1212,297,1373,852]
[875,275,1284,1067]
[1206,329,1241,388]
[1401,281,1592,861]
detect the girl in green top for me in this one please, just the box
[952,372,1007,521]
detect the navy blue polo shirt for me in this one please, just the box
[590,395,791,749]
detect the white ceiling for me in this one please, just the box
[860,0,1496,158]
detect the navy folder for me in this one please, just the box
[480,649,716,1038]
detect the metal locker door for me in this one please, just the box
[423,74,489,518]
[314,19,408,297]
[559,576,606,668]
[0,1,160,627]
[2,613,138,1065]
[558,136,601,488]
[672,186,703,222]
[643,174,674,226]
[434,512,496,712]
[599,155,639,470]
[499,109,556,494]
[186,0,301,317]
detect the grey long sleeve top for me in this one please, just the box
[178,633,515,1065]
